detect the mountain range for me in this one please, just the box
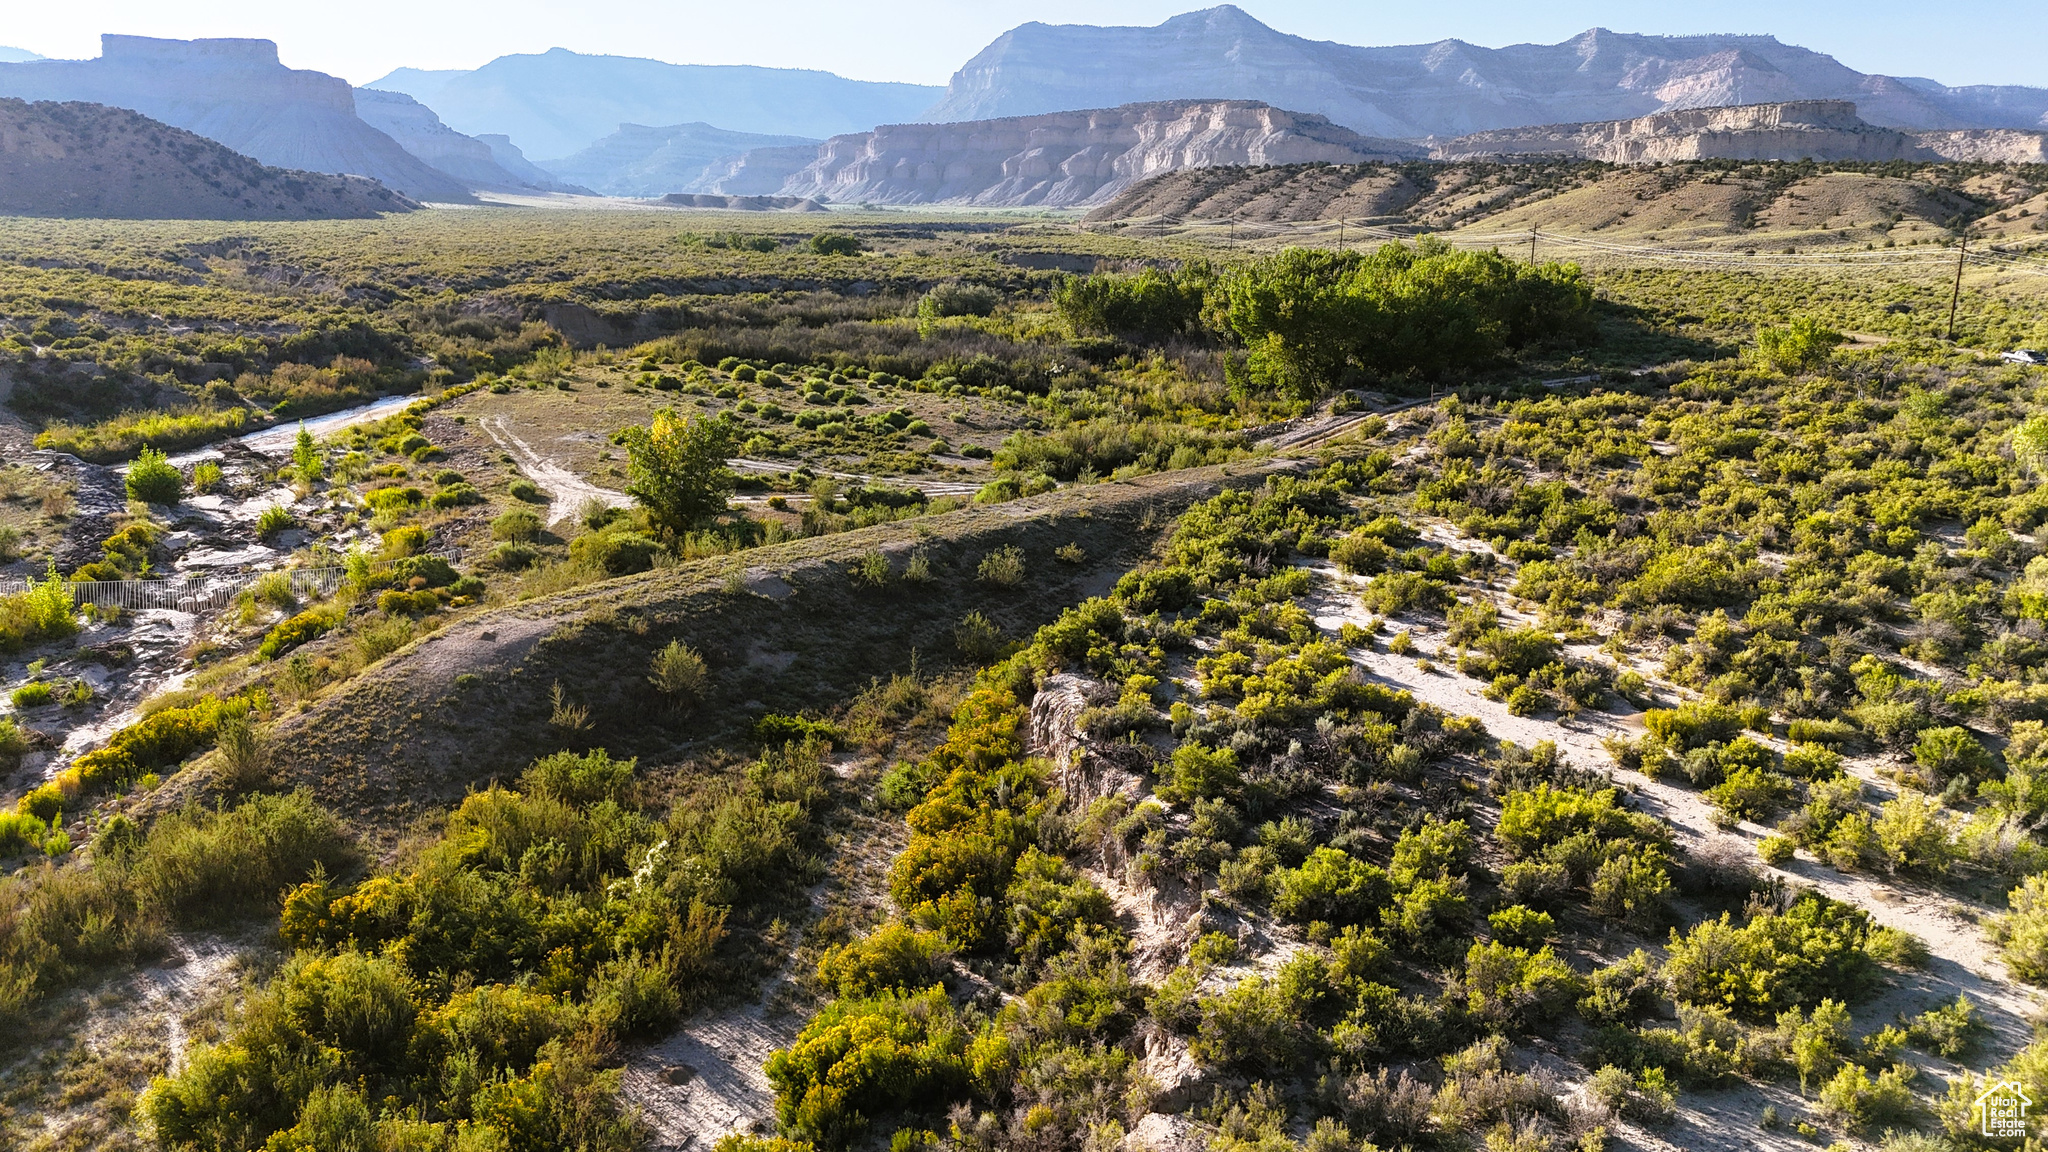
[365,50,941,161]
[928,6,2048,138]
[0,36,476,202]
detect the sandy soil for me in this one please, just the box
[622,998,801,1150]
[476,413,633,526]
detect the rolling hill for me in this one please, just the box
[1083,155,2034,254]
[0,98,415,218]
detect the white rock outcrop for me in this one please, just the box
[775,100,1419,208]
[1430,100,2048,164]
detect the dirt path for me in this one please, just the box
[476,414,633,526]
[726,457,984,498]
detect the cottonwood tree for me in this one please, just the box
[618,408,737,536]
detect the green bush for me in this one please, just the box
[1486,905,1556,948]
[0,569,79,654]
[10,681,54,709]
[808,233,864,257]
[492,507,544,542]
[1754,316,1844,374]
[1663,894,1878,1020]
[817,924,945,998]
[569,530,660,576]
[1271,847,1389,926]
[1053,268,1203,339]
[765,987,977,1145]
[1462,941,1580,1032]
[125,447,184,505]
[258,606,342,660]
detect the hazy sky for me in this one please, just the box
[5,1,2042,89]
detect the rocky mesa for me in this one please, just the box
[772,99,1421,208]
[0,35,475,203]
[1431,101,2048,164]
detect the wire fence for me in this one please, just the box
[0,567,345,613]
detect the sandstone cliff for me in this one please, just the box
[1430,101,2048,164]
[926,5,2048,138]
[774,100,1420,208]
[0,98,413,219]
[0,35,472,202]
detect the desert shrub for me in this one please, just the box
[256,505,297,541]
[125,447,183,505]
[1643,700,1743,751]
[508,478,545,502]
[569,529,660,576]
[1816,1062,1918,1132]
[807,232,863,256]
[191,460,225,494]
[362,485,424,512]
[977,546,1025,587]
[1004,847,1115,966]
[1462,941,1580,1032]
[38,692,259,801]
[1578,950,1660,1025]
[353,616,413,662]
[259,606,342,661]
[1663,894,1878,1020]
[1872,791,1956,873]
[1486,905,1555,948]
[918,283,999,320]
[1704,764,1795,822]
[429,482,482,509]
[1271,847,1390,926]
[1912,726,1995,783]
[953,612,1007,662]
[1904,994,1986,1059]
[0,568,79,653]
[492,507,544,542]
[11,681,54,709]
[765,987,976,1145]
[1360,571,1451,616]
[1159,741,1241,803]
[521,748,634,805]
[488,542,539,570]
[817,924,945,999]
[1754,315,1844,374]
[650,640,710,707]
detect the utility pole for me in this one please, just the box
[1338,220,1345,248]
[1529,228,1538,264]
[1947,235,1967,341]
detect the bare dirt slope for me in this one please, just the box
[264,459,1306,840]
